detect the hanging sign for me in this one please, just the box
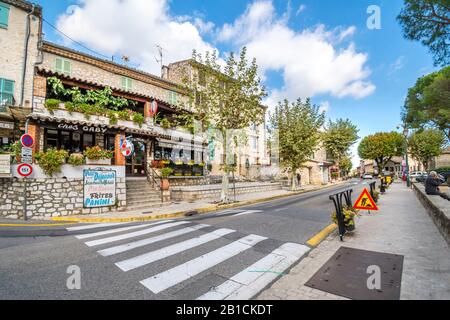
[20,134,34,148]
[353,188,378,211]
[17,163,33,177]
[149,100,158,116]
[83,170,117,208]
[120,137,134,157]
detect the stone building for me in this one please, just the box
[0,0,42,149]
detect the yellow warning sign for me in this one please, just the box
[353,188,378,211]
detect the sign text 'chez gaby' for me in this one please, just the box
[58,123,108,134]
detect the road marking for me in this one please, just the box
[233,210,263,217]
[84,221,190,247]
[214,210,242,216]
[139,234,267,294]
[66,222,131,231]
[306,224,337,247]
[75,220,172,240]
[97,224,209,256]
[0,223,76,227]
[197,243,309,300]
[116,228,236,272]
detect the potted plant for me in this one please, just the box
[160,167,173,190]
[331,206,359,232]
[67,153,85,166]
[35,149,69,177]
[84,146,113,165]
[372,190,380,203]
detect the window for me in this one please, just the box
[198,70,206,86]
[0,2,10,29]
[0,78,14,106]
[55,58,71,75]
[121,77,133,91]
[168,91,178,105]
[252,137,257,150]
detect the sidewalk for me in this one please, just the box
[51,181,347,223]
[257,182,450,300]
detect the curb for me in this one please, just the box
[0,222,77,227]
[52,182,349,224]
[306,224,337,247]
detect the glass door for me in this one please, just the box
[126,141,146,176]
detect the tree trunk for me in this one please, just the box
[220,130,230,203]
[291,167,297,191]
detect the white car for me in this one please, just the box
[362,174,373,179]
[410,171,427,181]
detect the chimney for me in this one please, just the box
[161,65,169,79]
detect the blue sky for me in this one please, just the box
[33,0,438,165]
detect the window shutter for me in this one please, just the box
[3,79,14,94]
[127,78,132,91]
[0,2,10,28]
[55,58,63,73]
[63,60,71,75]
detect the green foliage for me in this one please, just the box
[269,98,325,188]
[132,112,145,127]
[160,117,172,129]
[322,118,359,164]
[83,146,113,160]
[397,0,450,66]
[160,167,174,178]
[358,132,405,175]
[35,149,68,177]
[331,206,359,228]
[409,129,446,170]
[67,153,85,166]
[436,166,450,173]
[45,99,61,114]
[11,141,22,160]
[339,154,353,175]
[402,65,450,140]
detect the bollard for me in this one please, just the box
[329,189,353,242]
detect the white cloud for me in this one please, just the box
[56,0,217,75]
[389,56,406,74]
[319,101,330,113]
[296,4,306,16]
[217,1,375,105]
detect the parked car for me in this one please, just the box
[409,171,427,181]
[435,169,450,184]
[415,173,428,183]
[362,173,373,180]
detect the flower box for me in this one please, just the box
[86,158,112,165]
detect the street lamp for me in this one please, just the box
[402,126,411,187]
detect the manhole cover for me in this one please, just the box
[305,246,404,300]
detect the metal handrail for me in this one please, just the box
[146,163,163,202]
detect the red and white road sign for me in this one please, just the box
[17,163,33,177]
[20,134,34,148]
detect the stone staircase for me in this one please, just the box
[126,178,163,212]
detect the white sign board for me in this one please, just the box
[83,170,117,208]
[0,154,11,175]
[21,147,33,164]
[0,121,14,130]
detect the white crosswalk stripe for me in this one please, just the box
[233,210,263,217]
[97,224,209,257]
[196,243,310,300]
[116,228,235,272]
[66,222,132,231]
[75,220,172,240]
[140,234,267,294]
[84,221,190,247]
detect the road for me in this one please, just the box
[0,179,372,300]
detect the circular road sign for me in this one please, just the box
[17,163,33,177]
[21,134,34,148]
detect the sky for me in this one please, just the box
[33,0,439,167]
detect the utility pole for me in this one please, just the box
[155,44,166,72]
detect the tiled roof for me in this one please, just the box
[1,0,42,15]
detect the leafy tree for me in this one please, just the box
[322,118,359,175]
[358,132,405,175]
[408,129,446,170]
[403,66,450,140]
[180,48,267,202]
[397,0,450,66]
[269,98,325,190]
[339,154,353,177]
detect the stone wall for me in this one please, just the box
[0,177,126,219]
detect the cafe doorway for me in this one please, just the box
[126,140,147,177]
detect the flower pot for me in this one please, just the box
[345,224,355,232]
[86,158,111,165]
[161,179,170,190]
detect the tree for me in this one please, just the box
[339,154,353,177]
[181,48,267,203]
[403,65,450,140]
[397,0,450,66]
[358,132,405,175]
[322,118,359,175]
[269,98,325,190]
[408,129,446,170]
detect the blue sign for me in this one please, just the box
[83,170,117,208]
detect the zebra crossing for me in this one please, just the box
[67,218,310,299]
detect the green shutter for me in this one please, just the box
[121,77,132,91]
[3,79,14,94]
[0,2,10,28]
[56,58,71,75]
[55,58,63,73]
[63,60,71,75]
[0,78,14,105]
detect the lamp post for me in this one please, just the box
[403,127,411,187]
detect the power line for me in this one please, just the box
[42,18,112,61]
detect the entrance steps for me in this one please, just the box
[126,178,163,211]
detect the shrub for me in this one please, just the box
[67,153,84,166]
[132,112,145,127]
[45,99,61,114]
[83,146,113,160]
[160,167,174,178]
[35,149,68,177]
[331,206,359,229]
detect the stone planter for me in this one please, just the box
[86,158,112,165]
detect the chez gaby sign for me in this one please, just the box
[57,123,108,134]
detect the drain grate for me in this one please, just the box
[305,246,404,300]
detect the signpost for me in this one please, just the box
[20,134,34,148]
[21,147,33,164]
[353,188,378,211]
[19,134,34,221]
[17,163,33,177]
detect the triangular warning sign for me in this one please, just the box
[353,188,378,211]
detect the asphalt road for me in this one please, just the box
[0,179,372,300]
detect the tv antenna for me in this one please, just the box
[154,44,167,70]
